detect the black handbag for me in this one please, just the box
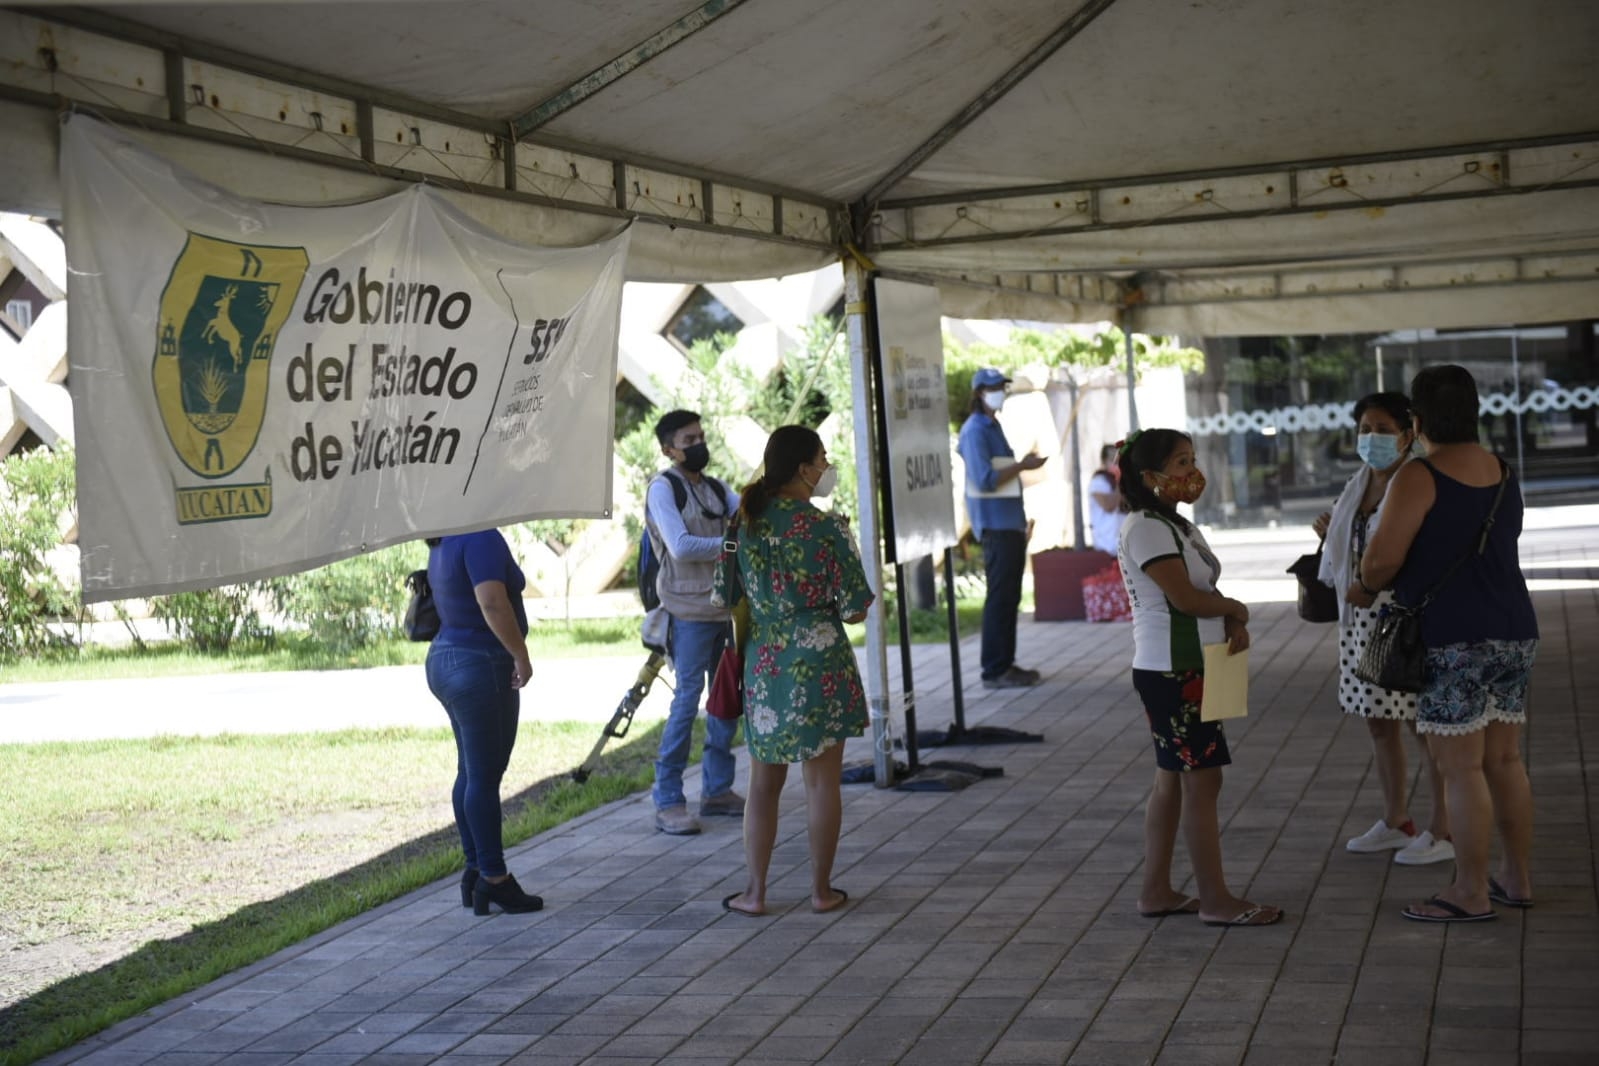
[403,569,440,642]
[1353,461,1509,693]
[1286,534,1339,624]
[1355,604,1425,692]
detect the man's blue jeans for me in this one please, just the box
[426,642,520,877]
[980,529,1027,680]
[654,616,738,809]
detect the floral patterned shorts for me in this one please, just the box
[1417,638,1538,736]
[1132,669,1232,772]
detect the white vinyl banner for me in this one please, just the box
[61,118,631,602]
[873,278,957,562]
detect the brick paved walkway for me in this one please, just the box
[41,527,1599,1066]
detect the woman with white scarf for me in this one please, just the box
[1313,392,1452,866]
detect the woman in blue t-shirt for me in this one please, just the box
[1117,429,1281,928]
[1358,365,1538,923]
[425,528,542,916]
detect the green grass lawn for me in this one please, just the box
[2,616,643,684]
[5,588,1018,685]
[0,718,669,1066]
[0,578,1022,1063]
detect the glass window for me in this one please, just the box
[824,291,846,327]
[1184,322,1599,529]
[5,299,31,333]
[663,286,744,352]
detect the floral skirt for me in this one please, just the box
[1132,669,1232,772]
[1417,638,1538,736]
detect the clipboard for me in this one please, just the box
[1200,643,1249,721]
[968,456,1023,498]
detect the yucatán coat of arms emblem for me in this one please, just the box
[153,234,308,524]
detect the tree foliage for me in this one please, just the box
[273,545,423,655]
[146,582,281,654]
[623,315,859,526]
[944,326,1205,426]
[0,444,77,656]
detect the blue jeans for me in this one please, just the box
[980,529,1026,680]
[426,641,520,877]
[654,616,738,809]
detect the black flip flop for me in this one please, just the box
[1488,877,1532,909]
[721,892,763,918]
[1402,895,1496,923]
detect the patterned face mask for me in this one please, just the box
[1155,468,1207,505]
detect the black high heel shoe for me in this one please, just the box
[473,873,543,916]
[460,867,477,908]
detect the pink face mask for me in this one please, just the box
[1156,468,1206,505]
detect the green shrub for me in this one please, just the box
[0,444,78,657]
[147,583,279,653]
[273,545,423,655]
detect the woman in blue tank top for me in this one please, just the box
[1356,365,1538,923]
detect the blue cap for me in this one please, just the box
[972,367,1011,390]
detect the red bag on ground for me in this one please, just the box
[706,644,744,720]
[1082,562,1133,623]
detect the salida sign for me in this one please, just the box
[874,279,957,561]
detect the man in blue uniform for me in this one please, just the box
[957,368,1045,688]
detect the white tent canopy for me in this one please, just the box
[4,0,1595,783]
[3,0,1597,333]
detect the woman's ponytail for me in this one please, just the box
[740,476,773,521]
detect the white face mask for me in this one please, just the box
[982,389,1007,411]
[809,463,838,498]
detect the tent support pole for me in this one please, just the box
[844,258,896,788]
[1511,331,1525,482]
[1124,327,1140,432]
[942,547,966,731]
[893,562,920,773]
[862,281,920,775]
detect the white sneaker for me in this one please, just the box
[1346,819,1414,853]
[1393,831,1455,866]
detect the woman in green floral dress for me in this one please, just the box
[713,425,874,917]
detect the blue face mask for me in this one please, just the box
[1357,432,1402,470]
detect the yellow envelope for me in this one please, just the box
[1200,643,1249,721]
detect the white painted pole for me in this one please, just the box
[1124,326,1140,432]
[843,258,895,787]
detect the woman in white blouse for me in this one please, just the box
[1314,392,1452,866]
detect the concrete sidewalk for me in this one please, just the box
[28,521,1599,1066]
[0,654,676,745]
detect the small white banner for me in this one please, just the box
[62,117,630,602]
[874,278,958,562]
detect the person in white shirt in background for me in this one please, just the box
[1089,443,1126,555]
